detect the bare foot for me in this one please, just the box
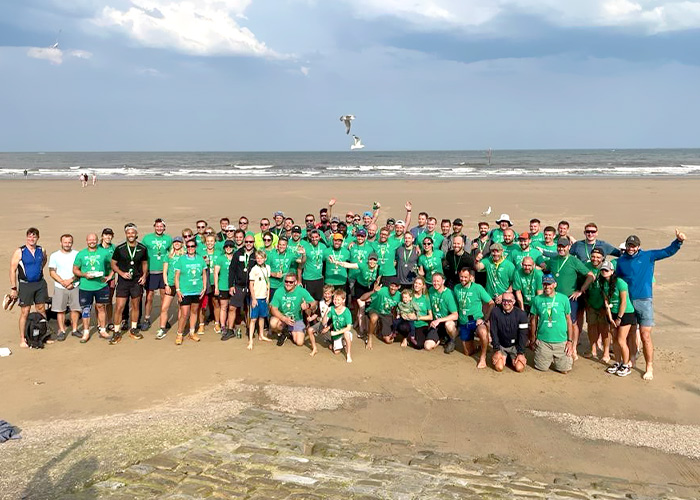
[45,339,55,344]
[259,335,272,342]
[346,355,352,363]
[477,359,487,369]
[366,342,372,350]
[601,356,611,364]
[400,338,407,347]
[643,368,654,381]
[573,353,579,362]
[310,348,317,357]
[20,341,28,348]
[246,342,253,350]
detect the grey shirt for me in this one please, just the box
[395,245,420,285]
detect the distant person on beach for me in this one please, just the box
[23,169,28,178]
[92,172,97,185]
[80,173,88,187]
[614,230,686,381]
[9,227,48,348]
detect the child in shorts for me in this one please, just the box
[306,284,333,342]
[247,251,271,350]
[393,289,420,341]
[323,290,353,363]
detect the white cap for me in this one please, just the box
[395,220,406,226]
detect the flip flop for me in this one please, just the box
[3,294,12,311]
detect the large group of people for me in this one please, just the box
[6,198,686,377]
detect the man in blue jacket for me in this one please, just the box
[615,229,686,381]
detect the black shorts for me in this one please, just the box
[164,284,176,297]
[180,295,201,306]
[116,278,143,298]
[412,326,440,350]
[18,280,49,307]
[619,311,637,327]
[147,273,166,291]
[371,312,393,337]
[303,278,324,302]
[218,290,231,300]
[79,287,111,306]
[229,286,249,309]
[353,283,371,301]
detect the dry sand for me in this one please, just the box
[1,178,699,494]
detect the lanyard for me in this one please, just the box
[403,247,413,264]
[126,243,137,262]
[545,295,557,321]
[584,241,595,260]
[555,256,569,276]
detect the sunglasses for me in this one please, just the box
[423,242,433,245]
[197,225,206,229]
[205,231,214,235]
[186,244,197,248]
[183,233,193,238]
[284,280,295,284]
[502,299,515,304]
[260,223,270,227]
[305,219,314,223]
[239,221,248,225]
[244,240,254,244]
[585,230,597,234]
[263,238,272,242]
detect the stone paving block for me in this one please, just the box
[142,454,182,471]
[235,445,279,456]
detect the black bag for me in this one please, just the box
[24,312,49,349]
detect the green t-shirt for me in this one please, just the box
[546,255,590,296]
[531,292,571,343]
[356,262,380,288]
[270,285,314,321]
[74,247,111,291]
[349,242,377,280]
[501,242,518,260]
[301,241,327,281]
[367,287,400,315]
[374,240,398,277]
[428,287,458,320]
[202,249,220,274]
[535,242,557,262]
[480,257,516,298]
[214,253,233,291]
[509,247,545,268]
[600,278,635,315]
[530,232,545,246]
[452,282,491,324]
[585,262,605,310]
[267,249,298,289]
[418,250,444,283]
[416,231,444,250]
[323,247,351,285]
[165,253,183,286]
[329,306,353,340]
[411,294,432,327]
[512,268,544,306]
[142,233,172,273]
[175,255,207,296]
[489,228,505,244]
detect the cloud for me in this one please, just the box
[345,0,700,33]
[26,46,93,65]
[93,0,288,58]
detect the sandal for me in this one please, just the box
[80,333,91,344]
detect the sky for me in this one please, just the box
[1,0,700,151]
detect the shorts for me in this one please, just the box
[371,312,393,337]
[500,345,519,360]
[392,318,415,337]
[180,294,201,306]
[250,298,269,319]
[51,287,81,312]
[586,306,608,326]
[116,278,143,298]
[147,273,166,291]
[353,283,371,301]
[632,298,654,327]
[164,284,177,297]
[569,297,580,321]
[18,280,49,307]
[78,287,110,307]
[459,320,478,342]
[534,340,572,372]
[411,326,440,350]
[303,278,324,302]
[217,290,231,300]
[435,321,454,341]
[229,286,249,309]
[282,319,306,334]
[618,311,637,327]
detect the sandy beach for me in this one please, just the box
[1,178,699,498]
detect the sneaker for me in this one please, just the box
[155,329,167,340]
[236,327,242,339]
[129,328,144,340]
[175,333,184,345]
[108,332,122,345]
[188,332,201,342]
[56,331,68,342]
[443,338,456,354]
[277,333,287,347]
[616,364,632,377]
[107,323,115,332]
[140,318,151,331]
[606,362,621,374]
[221,329,235,341]
[71,330,82,339]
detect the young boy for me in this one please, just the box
[323,289,354,363]
[306,284,334,346]
[394,288,420,346]
[247,251,271,350]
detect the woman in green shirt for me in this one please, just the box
[157,237,185,340]
[405,276,436,350]
[584,248,609,362]
[174,240,208,345]
[598,261,636,377]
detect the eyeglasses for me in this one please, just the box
[183,233,193,238]
[585,230,597,234]
[305,219,314,223]
[263,238,272,242]
[197,225,206,229]
[260,223,270,227]
[502,299,515,304]
[284,280,295,284]
[186,244,197,248]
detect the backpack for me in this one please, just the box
[24,313,49,349]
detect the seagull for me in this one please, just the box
[350,135,365,150]
[340,115,355,135]
[482,206,492,216]
[50,29,61,49]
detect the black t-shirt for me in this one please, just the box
[489,305,528,354]
[443,250,475,288]
[112,242,148,279]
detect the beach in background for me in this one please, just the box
[1,178,699,497]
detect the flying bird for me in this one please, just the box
[350,135,365,150]
[340,115,355,135]
[50,29,62,49]
[482,206,492,216]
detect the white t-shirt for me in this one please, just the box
[249,264,271,299]
[48,249,78,289]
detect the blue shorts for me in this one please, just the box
[459,320,478,342]
[569,297,580,321]
[147,273,166,291]
[632,298,654,327]
[282,320,306,334]
[79,287,111,307]
[250,298,269,319]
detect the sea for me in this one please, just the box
[1,149,699,179]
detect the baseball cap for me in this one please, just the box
[453,218,463,226]
[368,252,378,260]
[291,225,302,233]
[363,211,372,217]
[542,274,556,285]
[600,260,614,272]
[490,242,503,251]
[223,239,235,248]
[626,235,641,247]
[332,233,344,240]
[518,232,530,240]
[387,218,396,225]
[273,211,284,217]
[331,216,340,223]
[173,236,184,243]
[557,237,571,246]
[225,224,236,231]
[320,208,328,214]
[279,235,288,242]
[395,219,405,226]
[102,227,114,235]
[356,228,367,236]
